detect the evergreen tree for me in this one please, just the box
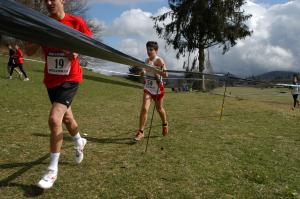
[153,0,252,76]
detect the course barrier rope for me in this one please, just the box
[0,53,45,63]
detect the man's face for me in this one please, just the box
[44,0,64,15]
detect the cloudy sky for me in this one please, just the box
[87,0,296,76]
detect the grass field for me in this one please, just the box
[0,56,299,199]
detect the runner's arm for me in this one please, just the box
[139,68,146,77]
[62,50,78,60]
[156,59,168,78]
[61,17,92,61]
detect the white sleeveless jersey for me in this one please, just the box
[144,56,164,95]
[292,82,299,95]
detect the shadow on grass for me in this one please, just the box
[190,114,232,119]
[108,124,162,138]
[0,153,49,197]
[0,161,72,170]
[4,183,44,198]
[32,133,160,146]
[0,151,74,197]
[83,74,142,90]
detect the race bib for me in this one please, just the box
[47,52,71,75]
[145,78,160,94]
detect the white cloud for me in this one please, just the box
[93,0,300,76]
[108,9,153,38]
[211,0,300,76]
[98,7,186,73]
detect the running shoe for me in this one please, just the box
[162,123,169,136]
[134,130,144,141]
[75,138,87,164]
[37,169,57,189]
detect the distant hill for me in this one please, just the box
[251,71,300,83]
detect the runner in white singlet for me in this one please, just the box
[135,41,169,141]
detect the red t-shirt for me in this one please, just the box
[42,13,92,88]
[15,48,24,64]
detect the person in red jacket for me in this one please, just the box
[26,0,92,189]
[9,45,29,81]
[7,44,22,78]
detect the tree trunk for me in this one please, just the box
[198,47,206,91]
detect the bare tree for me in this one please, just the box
[1,0,103,59]
[2,0,102,41]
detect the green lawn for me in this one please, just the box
[0,56,299,198]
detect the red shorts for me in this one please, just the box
[144,89,164,101]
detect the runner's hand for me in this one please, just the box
[62,50,78,60]
[66,52,78,60]
[140,69,146,76]
[155,74,160,80]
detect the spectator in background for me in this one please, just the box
[291,74,299,110]
[7,44,22,78]
[9,44,29,81]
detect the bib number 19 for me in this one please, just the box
[55,59,64,69]
[47,54,71,75]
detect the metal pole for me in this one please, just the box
[145,81,160,153]
[220,74,229,121]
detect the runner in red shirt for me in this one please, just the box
[42,13,92,89]
[26,0,92,189]
[9,44,29,81]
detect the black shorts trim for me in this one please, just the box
[47,81,79,108]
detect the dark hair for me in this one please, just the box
[146,41,159,51]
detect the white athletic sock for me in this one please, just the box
[73,132,82,146]
[48,153,60,172]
